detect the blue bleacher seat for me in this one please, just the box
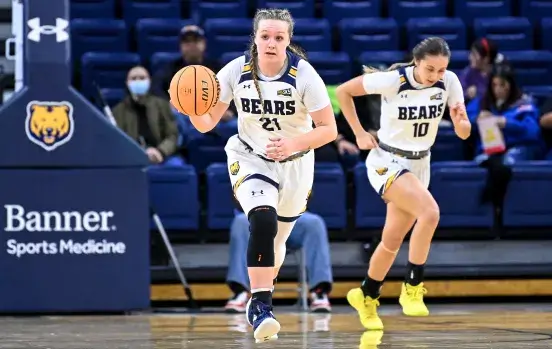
[123,0,181,27]
[293,19,331,52]
[205,163,235,230]
[354,163,387,229]
[308,52,351,85]
[70,0,115,18]
[431,128,465,162]
[323,0,382,26]
[99,88,126,108]
[520,0,552,22]
[256,0,315,18]
[80,52,141,99]
[309,163,347,229]
[501,50,552,86]
[542,18,552,51]
[524,85,552,106]
[70,19,128,66]
[473,17,533,51]
[503,164,552,227]
[388,0,446,24]
[204,19,252,59]
[405,18,466,50]
[430,163,494,228]
[358,51,406,70]
[339,18,399,58]
[449,50,470,76]
[220,52,245,66]
[150,52,182,75]
[136,19,195,63]
[190,0,248,20]
[187,134,227,173]
[454,0,512,22]
[148,165,199,230]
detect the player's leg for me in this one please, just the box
[272,154,315,286]
[383,163,438,317]
[226,143,281,342]
[347,202,416,330]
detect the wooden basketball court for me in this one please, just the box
[3,303,552,348]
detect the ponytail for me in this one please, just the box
[287,42,307,60]
[363,59,415,74]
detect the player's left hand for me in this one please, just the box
[266,137,297,161]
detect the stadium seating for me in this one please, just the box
[339,18,399,58]
[454,0,512,22]
[473,17,533,51]
[388,0,447,24]
[256,0,315,18]
[405,18,466,50]
[148,165,200,230]
[430,162,494,229]
[323,0,382,25]
[204,18,252,59]
[309,163,347,229]
[190,0,248,20]
[136,19,196,62]
[520,0,552,22]
[293,19,332,52]
[70,0,115,19]
[70,19,128,66]
[205,163,235,230]
[503,163,552,228]
[122,0,181,27]
[80,52,141,99]
[307,52,351,85]
[69,0,552,238]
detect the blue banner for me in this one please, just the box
[0,169,150,312]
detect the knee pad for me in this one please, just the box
[247,206,278,267]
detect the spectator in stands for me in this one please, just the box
[459,38,501,103]
[225,211,333,313]
[538,97,552,159]
[467,64,542,220]
[113,65,183,166]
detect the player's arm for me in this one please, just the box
[290,62,337,152]
[335,71,397,137]
[447,71,471,140]
[187,59,238,133]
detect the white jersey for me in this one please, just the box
[362,66,464,152]
[216,51,330,155]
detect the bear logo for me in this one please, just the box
[25,101,74,151]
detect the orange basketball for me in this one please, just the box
[169,65,220,117]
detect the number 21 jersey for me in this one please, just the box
[216,51,330,156]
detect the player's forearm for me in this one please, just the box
[453,119,471,140]
[292,124,338,152]
[335,89,366,136]
[188,113,217,133]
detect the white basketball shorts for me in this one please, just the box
[225,135,314,221]
[365,147,431,197]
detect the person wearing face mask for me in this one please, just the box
[112,65,183,166]
[466,64,543,227]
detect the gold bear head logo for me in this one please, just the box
[25,101,74,151]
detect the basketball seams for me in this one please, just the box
[204,66,218,109]
[175,67,190,115]
[192,66,198,116]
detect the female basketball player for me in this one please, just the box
[186,8,337,342]
[335,37,470,330]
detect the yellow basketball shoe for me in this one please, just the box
[359,330,384,349]
[346,288,384,330]
[399,282,429,316]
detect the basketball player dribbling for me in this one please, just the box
[186,8,337,342]
[335,37,471,330]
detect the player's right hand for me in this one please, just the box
[356,131,378,150]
